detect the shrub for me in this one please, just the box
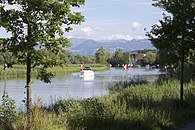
[0,94,18,130]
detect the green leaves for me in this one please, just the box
[95,46,109,64]
[36,67,55,83]
[0,94,17,130]
[143,51,157,65]
[0,0,85,83]
[148,0,195,65]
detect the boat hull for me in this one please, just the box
[80,70,94,77]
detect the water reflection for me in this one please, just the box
[81,76,94,81]
[80,76,94,89]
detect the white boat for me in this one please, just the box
[83,76,94,81]
[80,66,94,77]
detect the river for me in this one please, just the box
[0,67,162,110]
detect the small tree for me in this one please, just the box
[143,51,157,65]
[108,48,124,66]
[123,52,131,64]
[95,46,109,64]
[0,0,85,128]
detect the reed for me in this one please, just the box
[48,79,195,130]
[13,97,85,130]
[15,100,70,130]
[7,76,195,129]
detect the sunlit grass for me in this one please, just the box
[48,79,195,130]
[15,107,70,130]
[4,77,195,129]
[0,64,108,79]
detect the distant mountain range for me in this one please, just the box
[64,38,156,55]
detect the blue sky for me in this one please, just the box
[0,0,164,41]
[66,0,164,41]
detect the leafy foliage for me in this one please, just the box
[108,48,129,66]
[147,0,195,100]
[147,0,195,65]
[95,46,110,64]
[143,51,157,65]
[0,0,85,127]
[0,0,85,82]
[0,94,18,130]
[0,50,17,67]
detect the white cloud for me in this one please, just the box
[104,34,145,41]
[65,26,96,39]
[134,36,144,40]
[106,34,133,41]
[67,35,73,39]
[131,21,142,30]
[81,27,94,36]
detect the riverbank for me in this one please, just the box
[0,64,108,79]
[9,79,195,130]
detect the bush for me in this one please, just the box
[0,94,18,130]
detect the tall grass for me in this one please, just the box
[14,98,85,130]
[7,79,195,129]
[15,105,70,130]
[0,65,26,79]
[48,80,195,130]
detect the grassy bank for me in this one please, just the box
[9,79,195,130]
[0,64,108,79]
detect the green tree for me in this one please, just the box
[60,50,72,64]
[123,52,131,64]
[75,54,84,64]
[147,0,195,101]
[109,48,124,66]
[95,46,108,64]
[0,51,18,65]
[0,0,84,128]
[143,51,157,65]
[83,56,96,64]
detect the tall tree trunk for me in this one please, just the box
[26,54,31,130]
[26,19,32,129]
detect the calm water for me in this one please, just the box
[0,67,162,109]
